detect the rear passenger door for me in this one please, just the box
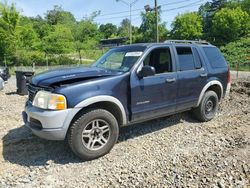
[174,45,207,111]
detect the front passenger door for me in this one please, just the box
[130,46,177,122]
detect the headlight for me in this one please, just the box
[33,91,67,110]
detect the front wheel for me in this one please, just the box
[192,90,219,122]
[67,109,119,160]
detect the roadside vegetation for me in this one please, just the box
[0,0,249,69]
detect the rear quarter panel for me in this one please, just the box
[198,46,229,95]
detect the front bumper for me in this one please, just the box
[23,103,80,140]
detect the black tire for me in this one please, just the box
[192,90,219,122]
[67,109,119,160]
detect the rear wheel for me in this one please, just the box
[67,109,119,160]
[192,90,219,122]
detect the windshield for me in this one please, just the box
[92,48,144,72]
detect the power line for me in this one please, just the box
[93,0,204,21]
[94,12,139,21]
[76,0,201,20]
[94,0,195,18]
[162,0,204,13]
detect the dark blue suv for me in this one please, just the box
[23,40,231,160]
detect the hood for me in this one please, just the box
[32,66,120,87]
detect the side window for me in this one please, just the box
[203,47,227,68]
[144,47,172,74]
[176,47,195,71]
[192,47,202,69]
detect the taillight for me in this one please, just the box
[228,68,231,83]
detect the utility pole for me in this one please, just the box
[155,0,159,43]
[116,0,138,44]
[145,1,159,43]
[129,4,132,44]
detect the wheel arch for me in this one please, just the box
[73,95,127,126]
[196,80,223,107]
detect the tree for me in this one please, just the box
[227,0,250,15]
[99,23,117,39]
[211,7,250,45]
[241,0,250,15]
[0,3,20,64]
[43,24,74,55]
[74,20,100,42]
[17,24,40,50]
[72,20,100,62]
[74,41,84,63]
[83,11,101,22]
[132,26,141,43]
[117,18,130,38]
[30,16,52,39]
[198,1,213,36]
[208,0,227,12]
[138,10,168,42]
[45,5,76,26]
[170,12,203,40]
[198,0,227,40]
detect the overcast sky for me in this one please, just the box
[7,0,206,29]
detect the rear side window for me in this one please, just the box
[176,47,195,71]
[192,48,202,69]
[203,47,227,68]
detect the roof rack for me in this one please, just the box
[164,40,210,45]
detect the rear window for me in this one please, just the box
[203,47,227,68]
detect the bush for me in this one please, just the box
[16,50,46,66]
[220,37,250,70]
[81,49,104,60]
[48,55,78,65]
[14,50,83,66]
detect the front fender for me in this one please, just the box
[75,95,127,125]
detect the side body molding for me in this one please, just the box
[196,80,223,106]
[75,95,127,125]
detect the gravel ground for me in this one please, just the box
[0,74,249,188]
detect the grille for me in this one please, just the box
[28,84,51,102]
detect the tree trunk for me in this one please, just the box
[78,50,82,64]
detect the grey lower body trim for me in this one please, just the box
[75,95,127,125]
[196,81,223,107]
[24,104,81,140]
[24,121,67,140]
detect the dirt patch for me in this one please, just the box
[231,81,250,96]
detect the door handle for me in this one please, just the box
[166,78,176,83]
[200,73,207,77]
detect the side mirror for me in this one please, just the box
[138,65,156,78]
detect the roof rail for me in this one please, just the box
[164,40,210,45]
